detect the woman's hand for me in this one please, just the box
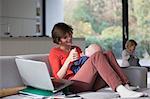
[68,48,79,62]
[57,48,79,79]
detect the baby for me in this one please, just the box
[71,44,103,74]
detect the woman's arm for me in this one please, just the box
[49,48,80,79]
[57,48,79,78]
[57,56,72,79]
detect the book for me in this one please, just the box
[19,86,54,97]
[19,86,83,99]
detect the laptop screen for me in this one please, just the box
[15,58,54,91]
[16,58,73,92]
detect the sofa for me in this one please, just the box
[0,54,148,99]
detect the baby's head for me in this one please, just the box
[85,44,103,57]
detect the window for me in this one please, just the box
[128,0,150,64]
[45,0,150,62]
[64,0,123,58]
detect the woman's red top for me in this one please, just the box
[49,46,82,79]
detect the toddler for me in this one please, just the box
[122,39,141,67]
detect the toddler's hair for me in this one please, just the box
[125,39,137,49]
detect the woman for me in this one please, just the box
[49,22,145,98]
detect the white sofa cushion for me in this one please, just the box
[0,56,23,89]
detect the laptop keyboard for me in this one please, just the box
[52,79,65,89]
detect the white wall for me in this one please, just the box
[46,0,64,36]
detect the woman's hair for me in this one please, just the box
[51,22,73,44]
[125,39,137,49]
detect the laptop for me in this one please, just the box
[15,58,73,93]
